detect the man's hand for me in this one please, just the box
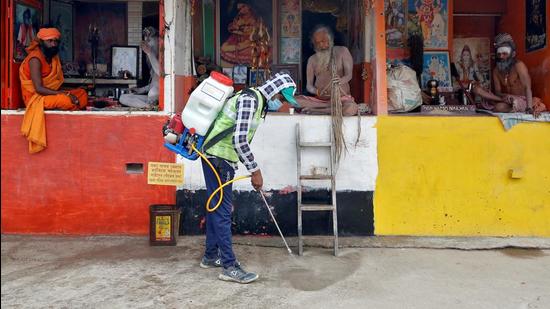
[251,170,263,191]
[140,41,152,55]
[67,93,80,106]
[526,107,540,118]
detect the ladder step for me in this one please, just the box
[299,142,332,147]
[300,175,332,180]
[300,204,335,211]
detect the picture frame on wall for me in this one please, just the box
[50,0,74,63]
[14,2,42,62]
[247,68,266,86]
[232,65,248,84]
[217,0,275,67]
[111,45,138,79]
[271,64,300,93]
[407,0,449,50]
[421,51,452,92]
[452,37,491,91]
[526,0,546,52]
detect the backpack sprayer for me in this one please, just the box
[161,72,292,254]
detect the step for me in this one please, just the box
[300,175,332,180]
[299,142,332,147]
[300,204,335,211]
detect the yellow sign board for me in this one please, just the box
[147,162,184,186]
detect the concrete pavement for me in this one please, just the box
[2,235,550,308]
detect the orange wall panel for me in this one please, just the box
[1,114,176,235]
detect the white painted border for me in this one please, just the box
[178,115,378,191]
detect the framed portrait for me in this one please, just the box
[50,0,73,63]
[232,65,248,84]
[247,68,266,86]
[280,37,301,64]
[452,37,491,90]
[217,0,275,66]
[14,2,42,62]
[111,46,138,79]
[222,67,233,79]
[271,64,300,92]
[526,0,546,52]
[407,0,449,50]
[385,0,407,48]
[421,51,452,92]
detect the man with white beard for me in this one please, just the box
[295,25,358,116]
[472,33,546,117]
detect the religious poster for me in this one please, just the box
[280,37,301,64]
[50,0,74,63]
[526,0,546,52]
[452,37,491,90]
[281,12,300,37]
[421,51,452,91]
[218,1,273,66]
[408,0,449,50]
[14,2,41,62]
[385,0,407,48]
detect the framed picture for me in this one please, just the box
[232,65,248,84]
[247,68,266,86]
[50,0,73,62]
[526,0,546,52]
[452,37,491,90]
[217,0,275,66]
[222,67,233,80]
[421,51,452,91]
[385,0,407,48]
[280,37,301,64]
[271,64,300,92]
[14,2,42,62]
[408,0,449,50]
[111,45,138,79]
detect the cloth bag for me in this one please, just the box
[387,65,422,112]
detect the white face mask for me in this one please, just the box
[267,98,282,111]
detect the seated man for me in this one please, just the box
[119,27,159,108]
[295,25,358,116]
[19,26,88,153]
[472,33,546,117]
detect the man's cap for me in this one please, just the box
[257,73,297,100]
[494,33,516,50]
[37,28,61,40]
[281,86,298,107]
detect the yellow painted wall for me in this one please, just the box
[374,117,550,236]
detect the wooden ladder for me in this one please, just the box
[295,123,338,256]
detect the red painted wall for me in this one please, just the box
[499,0,550,108]
[1,114,176,235]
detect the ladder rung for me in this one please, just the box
[300,175,332,180]
[300,204,335,211]
[299,142,332,147]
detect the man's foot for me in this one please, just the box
[199,256,222,269]
[218,264,259,284]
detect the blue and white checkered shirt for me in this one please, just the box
[213,73,297,173]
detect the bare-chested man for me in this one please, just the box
[472,33,546,117]
[296,25,358,116]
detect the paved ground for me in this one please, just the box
[2,235,550,309]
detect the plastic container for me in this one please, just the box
[182,71,234,136]
[149,204,181,246]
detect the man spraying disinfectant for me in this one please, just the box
[163,72,299,283]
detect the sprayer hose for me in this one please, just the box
[190,144,251,212]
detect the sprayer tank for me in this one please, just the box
[182,72,234,136]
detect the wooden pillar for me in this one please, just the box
[372,0,387,115]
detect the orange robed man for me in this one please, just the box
[19,27,88,153]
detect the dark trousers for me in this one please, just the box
[201,158,236,268]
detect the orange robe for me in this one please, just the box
[19,40,88,153]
